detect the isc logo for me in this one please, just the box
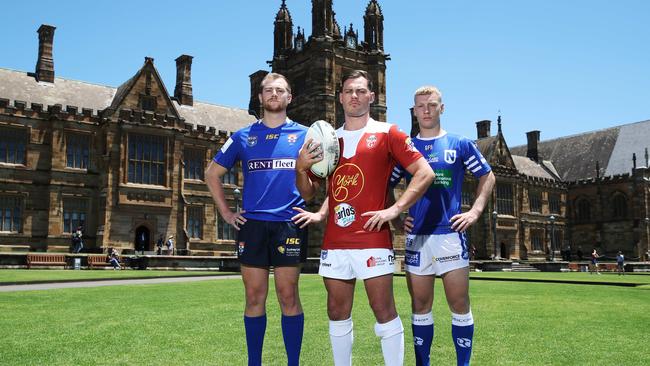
[286,238,301,245]
[266,134,280,140]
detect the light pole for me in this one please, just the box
[645,217,649,262]
[492,210,498,260]
[550,215,556,261]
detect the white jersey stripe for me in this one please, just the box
[464,155,476,165]
[471,165,482,173]
[467,161,479,169]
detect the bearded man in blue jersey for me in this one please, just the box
[389,86,495,366]
[206,73,307,366]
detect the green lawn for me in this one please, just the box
[0,269,226,284]
[469,271,650,285]
[0,274,648,365]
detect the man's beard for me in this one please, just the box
[263,99,287,113]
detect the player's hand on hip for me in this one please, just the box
[403,216,415,234]
[225,210,247,230]
[291,207,323,228]
[450,209,479,232]
[362,206,400,232]
[296,138,324,173]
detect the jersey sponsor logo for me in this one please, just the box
[444,149,456,164]
[286,237,301,245]
[366,134,377,148]
[426,152,439,163]
[405,250,420,266]
[405,137,418,152]
[334,203,356,227]
[456,338,472,348]
[432,169,453,188]
[332,163,365,202]
[435,254,461,263]
[366,256,388,267]
[266,133,279,140]
[279,245,301,257]
[406,236,414,248]
[247,135,258,147]
[238,241,245,255]
[414,336,424,346]
[248,158,296,171]
[287,134,298,144]
[321,250,328,260]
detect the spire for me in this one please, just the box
[363,0,384,50]
[274,0,294,56]
[312,0,334,38]
[333,11,341,39]
[497,114,503,134]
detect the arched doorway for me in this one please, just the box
[500,241,509,259]
[135,226,151,253]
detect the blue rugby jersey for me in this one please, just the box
[213,120,307,221]
[391,132,491,234]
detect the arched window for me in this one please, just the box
[612,193,627,219]
[576,198,591,222]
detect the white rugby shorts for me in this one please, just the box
[404,232,469,276]
[319,248,395,280]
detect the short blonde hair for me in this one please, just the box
[260,73,292,94]
[414,86,442,102]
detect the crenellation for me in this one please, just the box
[119,108,131,121]
[197,125,206,134]
[184,122,194,131]
[14,100,27,111]
[207,127,216,135]
[48,104,62,114]
[31,103,43,112]
[0,98,9,108]
[153,113,165,126]
[132,110,142,123]
[143,110,154,124]
[82,108,93,117]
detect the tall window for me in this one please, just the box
[217,215,236,241]
[549,193,561,214]
[63,199,87,233]
[0,127,27,164]
[0,196,22,232]
[529,189,542,213]
[612,193,627,219]
[187,206,203,239]
[576,198,591,222]
[66,133,90,169]
[184,148,205,180]
[496,183,514,215]
[531,229,543,251]
[221,165,239,185]
[128,134,165,185]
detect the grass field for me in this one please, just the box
[0,272,648,365]
[0,269,225,284]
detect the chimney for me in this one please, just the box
[35,24,56,83]
[526,130,541,162]
[174,55,193,106]
[476,120,491,139]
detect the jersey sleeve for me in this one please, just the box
[460,137,492,178]
[388,124,423,170]
[389,165,405,188]
[213,133,240,170]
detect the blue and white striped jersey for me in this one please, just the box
[391,132,491,234]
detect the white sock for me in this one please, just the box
[329,317,353,366]
[374,316,404,366]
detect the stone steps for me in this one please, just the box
[511,262,540,272]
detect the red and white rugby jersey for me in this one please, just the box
[323,119,422,250]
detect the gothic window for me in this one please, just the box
[221,164,239,186]
[217,214,236,241]
[0,127,27,165]
[529,189,542,213]
[612,193,627,219]
[187,206,203,239]
[531,229,544,251]
[184,148,205,181]
[127,134,165,185]
[139,95,157,111]
[0,195,22,232]
[496,183,514,215]
[549,193,561,214]
[66,133,90,169]
[63,199,87,233]
[576,198,591,222]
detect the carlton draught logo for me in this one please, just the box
[331,163,365,202]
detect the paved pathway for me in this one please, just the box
[0,275,242,292]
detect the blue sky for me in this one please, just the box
[2,0,649,146]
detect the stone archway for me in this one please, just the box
[135,226,151,253]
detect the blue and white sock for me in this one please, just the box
[244,314,267,366]
[451,311,474,366]
[281,313,304,366]
[412,312,434,366]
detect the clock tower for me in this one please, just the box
[250,0,389,127]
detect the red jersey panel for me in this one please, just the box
[323,119,422,249]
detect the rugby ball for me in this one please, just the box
[305,120,340,178]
